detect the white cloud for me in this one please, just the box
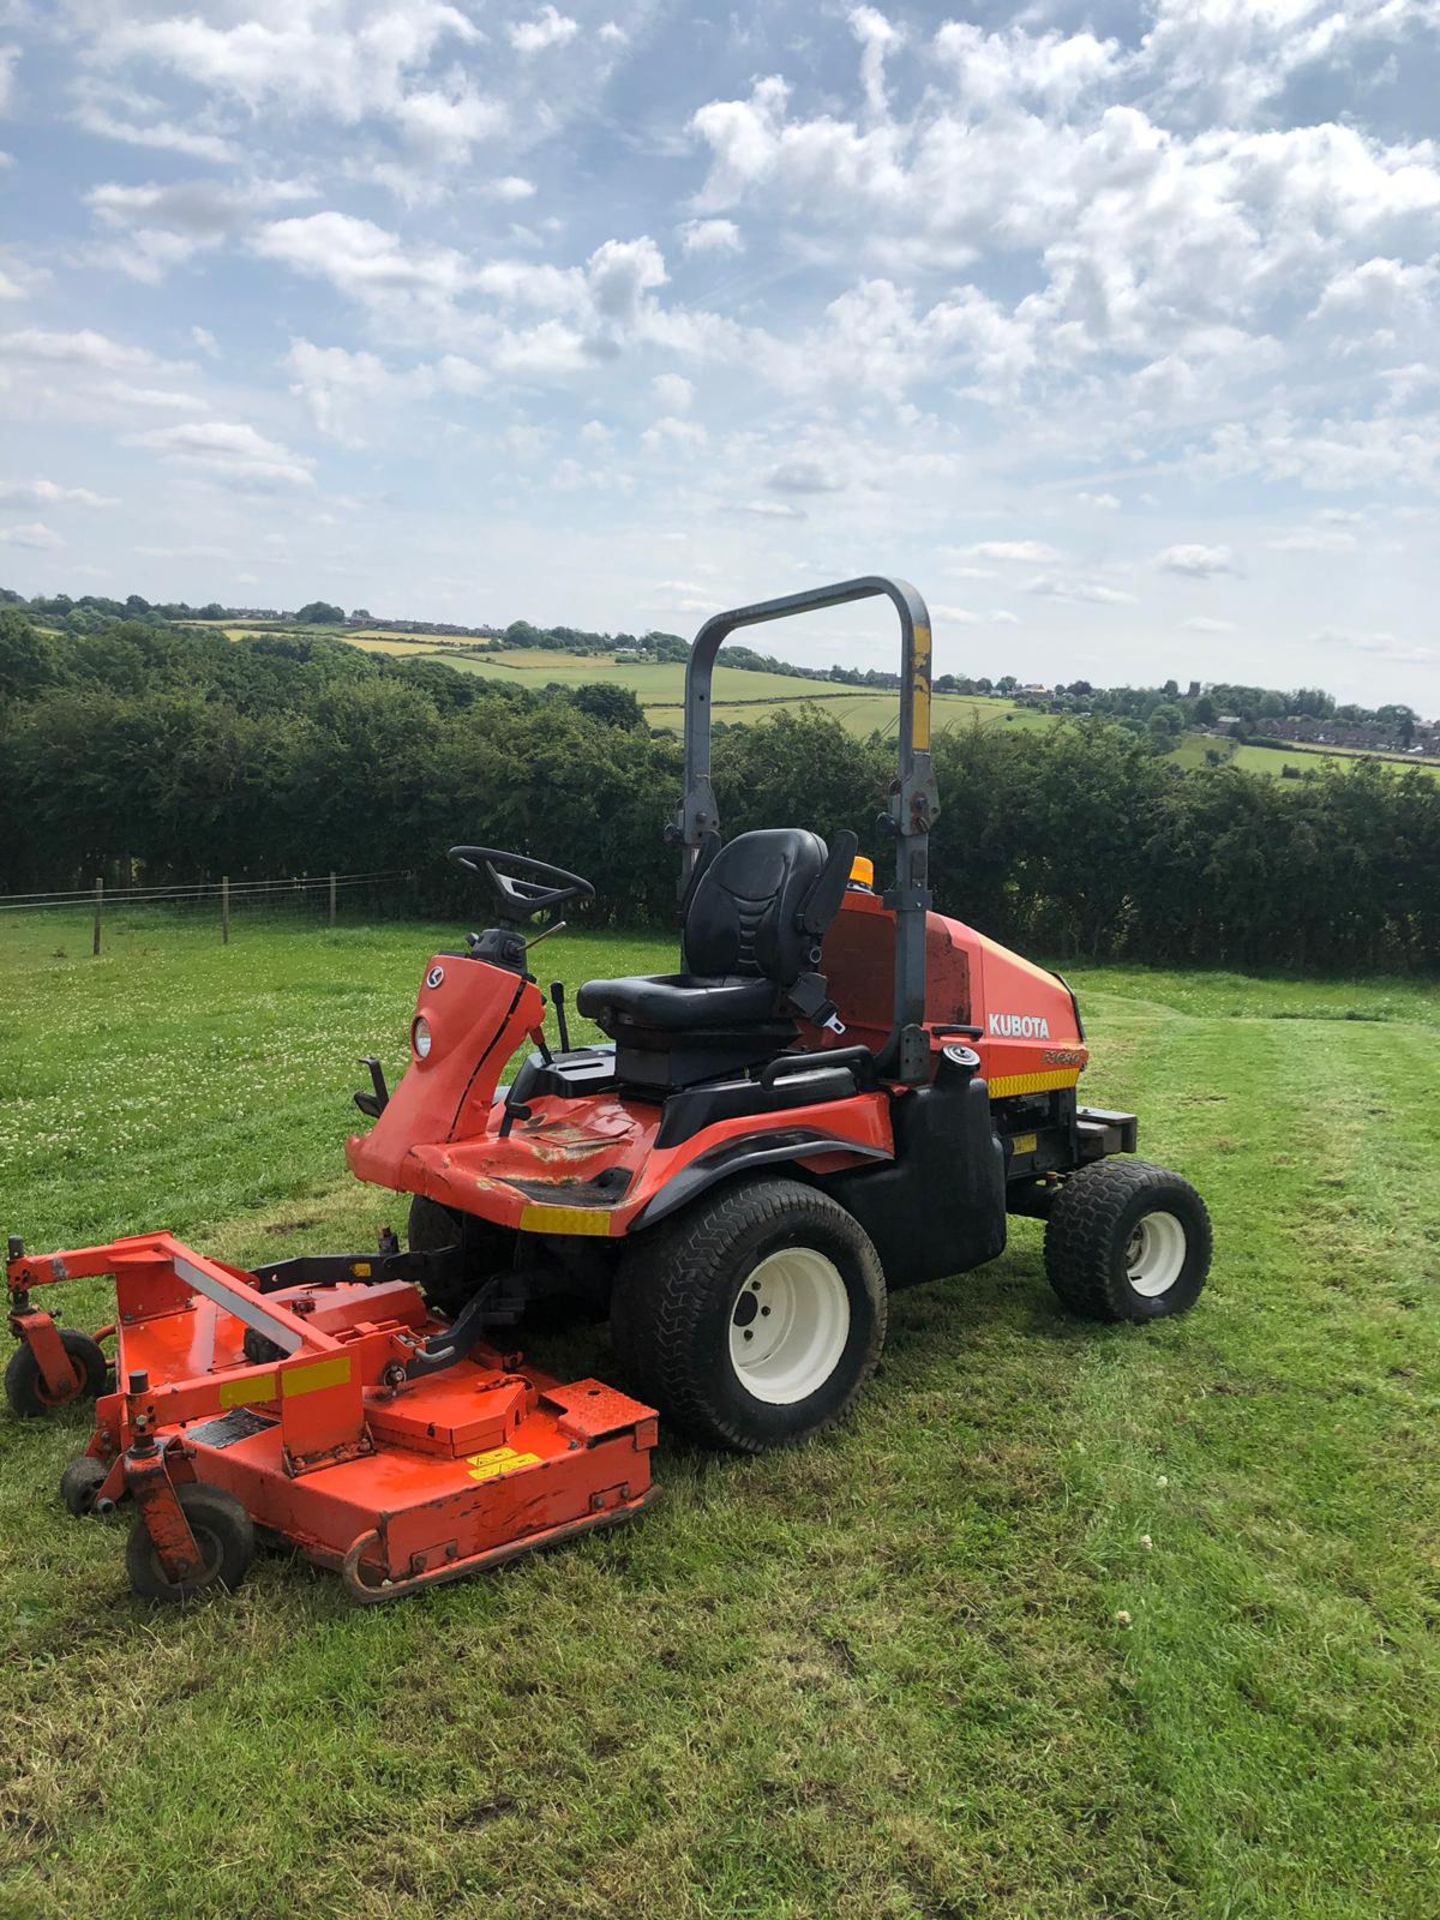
[851,6,905,120]
[728,500,807,519]
[1183,616,1236,633]
[1313,626,1434,664]
[69,91,243,166]
[0,479,113,508]
[932,604,982,623]
[0,327,167,372]
[0,521,62,549]
[1028,576,1138,605]
[651,373,694,413]
[678,218,743,257]
[766,458,844,493]
[0,43,21,116]
[1155,543,1238,577]
[129,420,316,490]
[1265,526,1359,552]
[253,212,472,304]
[1077,491,1120,510]
[598,22,626,45]
[488,176,536,202]
[641,415,707,451]
[509,8,579,55]
[86,175,313,282]
[104,4,482,126]
[966,540,1062,564]
[191,326,218,357]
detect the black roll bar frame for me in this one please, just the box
[674,576,940,1085]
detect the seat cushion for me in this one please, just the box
[576,972,781,1033]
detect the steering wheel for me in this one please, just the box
[448,846,596,926]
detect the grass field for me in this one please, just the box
[2,912,1437,1920]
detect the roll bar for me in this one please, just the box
[674,576,940,1085]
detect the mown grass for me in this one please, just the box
[1,914,1436,1920]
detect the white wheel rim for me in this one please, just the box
[1125,1211,1188,1298]
[728,1247,851,1405]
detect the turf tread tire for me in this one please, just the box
[610,1176,886,1454]
[1044,1159,1211,1322]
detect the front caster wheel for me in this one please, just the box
[610,1177,886,1453]
[1044,1160,1212,1321]
[5,1330,109,1418]
[60,1456,111,1517]
[125,1484,255,1603]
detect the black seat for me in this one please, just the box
[578,826,856,1089]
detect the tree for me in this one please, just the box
[1192,694,1217,727]
[295,601,346,625]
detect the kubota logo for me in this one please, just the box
[989,1012,1051,1039]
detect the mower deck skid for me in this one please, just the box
[5,1232,657,1603]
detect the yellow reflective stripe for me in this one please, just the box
[281,1355,353,1399]
[912,623,932,751]
[988,1068,1081,1099]
[219,1372,276,1409]
[518,1204,614,1237]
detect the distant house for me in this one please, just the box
[614,648,643,663]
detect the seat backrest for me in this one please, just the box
[684,828,830,986]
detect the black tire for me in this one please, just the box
[408,1196,516,1320]
[125,1484,255,1603]
[60,1455,110,1517]
[4,1329,109,1418]
[1045,1160,1212,1322]
[242,1326,287,1367]
[610,1176,886,1453]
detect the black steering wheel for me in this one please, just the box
[448,846,595,926]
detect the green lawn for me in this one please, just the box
[1,914,1437,1919]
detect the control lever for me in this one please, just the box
[550,981,572,1053]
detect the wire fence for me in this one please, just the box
[0,869,420,951]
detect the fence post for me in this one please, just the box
[92,876,103,957]
[221,875,230,946]
[329,870,337,928]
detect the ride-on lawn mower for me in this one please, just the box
[6,576,1212,1604]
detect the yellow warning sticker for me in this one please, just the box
[220,1372,276,1409]
[466,1445,543,1482]
[281,1354,353,1399]
[1010,1133,1039,1156]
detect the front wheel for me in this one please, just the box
[5,1329,109,1418]
[610,1177,886,1453]
[1044,1160,1212,1321]
[126,1484,255,1603]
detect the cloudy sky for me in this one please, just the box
[1,1,1437,705]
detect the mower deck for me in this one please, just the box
[6,1233,657,1603]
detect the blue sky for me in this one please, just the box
[1,0,1438,707]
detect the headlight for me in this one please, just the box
[411,1015,433,1060]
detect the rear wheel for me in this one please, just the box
[4,1329,109,1418]
[610,1177,886,1453]
[1044,1160,1211,1321]
[126,1484,255,1603]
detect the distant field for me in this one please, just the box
[200,623,1440,773]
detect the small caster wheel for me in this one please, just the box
[126,1485,256,1603]
[5,1330,109,1418]
[60,1456,110,1517]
